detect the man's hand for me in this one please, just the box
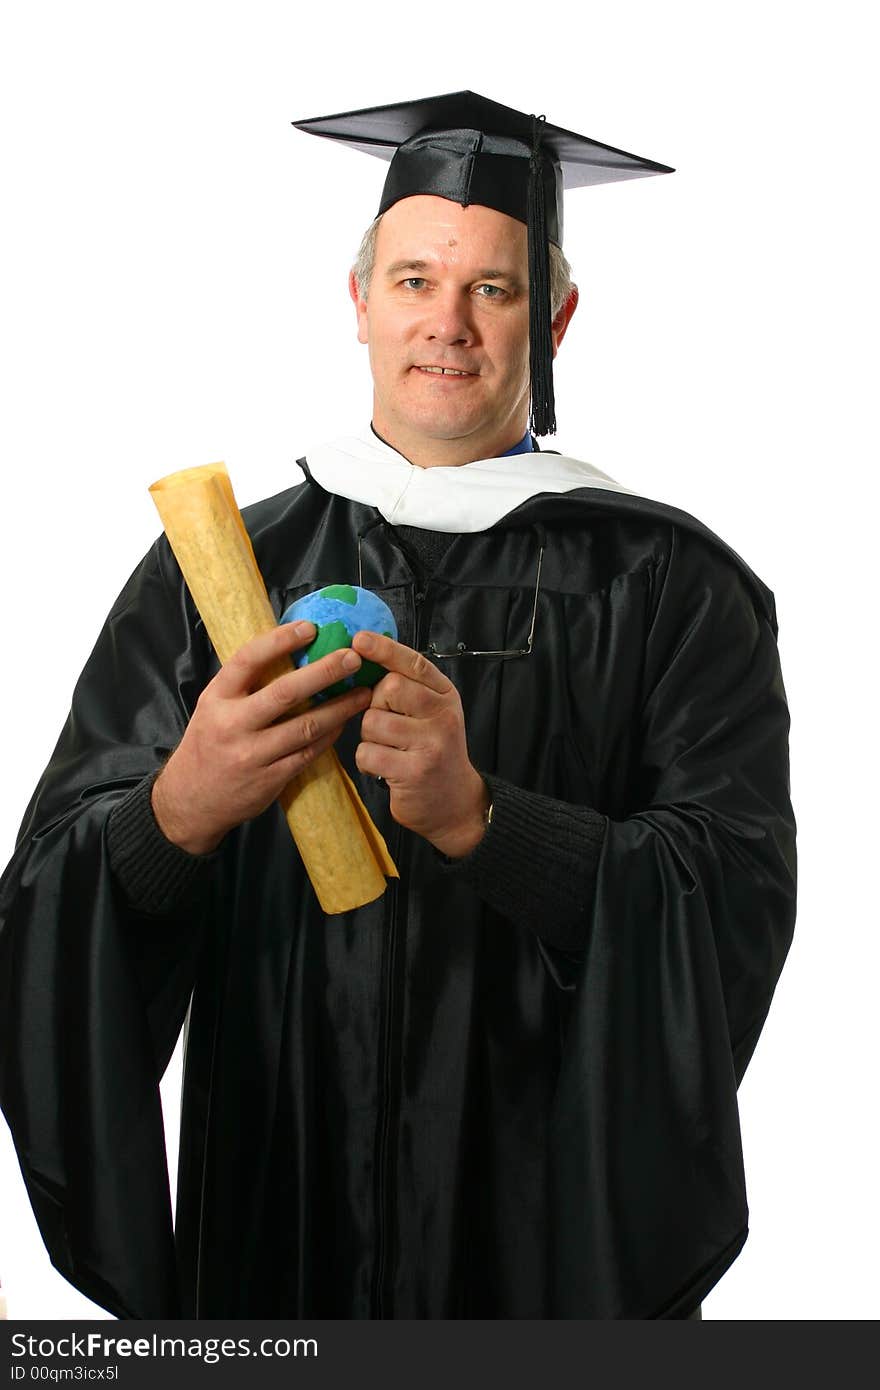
[153,621,372,855]
[352,631,490,859]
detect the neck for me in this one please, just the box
[371,413,531,469]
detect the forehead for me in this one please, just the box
[374,195,527,268]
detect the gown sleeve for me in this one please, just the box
[549,522,796,1316]
[0,537,214,1318]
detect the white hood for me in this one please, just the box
[303,431,634,533]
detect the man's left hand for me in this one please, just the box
[352,631,490,859]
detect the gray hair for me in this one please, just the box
[352,213,574,318]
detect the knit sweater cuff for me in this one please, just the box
[440,774,607,954]
[106,773,218,916]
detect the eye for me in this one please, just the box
[402,277,428,290]
[474,283,507,299]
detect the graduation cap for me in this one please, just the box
[294,91,673,437]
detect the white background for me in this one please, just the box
[1,0,877,1320]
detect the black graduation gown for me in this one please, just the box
[0,468,796,1318]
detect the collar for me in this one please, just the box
[302,430,633,533]
[500,429,535,457]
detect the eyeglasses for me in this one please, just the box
[357,532,544,662]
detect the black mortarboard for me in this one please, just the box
[294,91,673,437]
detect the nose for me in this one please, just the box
[422,286,476,346]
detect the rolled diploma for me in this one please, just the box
[149,462,397,913]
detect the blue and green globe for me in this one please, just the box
[280,584,398,698]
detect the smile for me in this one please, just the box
[416,366,474,376]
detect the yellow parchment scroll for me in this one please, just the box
[150,462,397,913]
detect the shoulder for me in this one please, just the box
[111,474,319,627]
[238,467,372,600]
[239,472,313,543]
[498,484,777,632]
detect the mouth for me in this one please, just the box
[414,365,476,377]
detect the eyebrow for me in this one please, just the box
[385,259,430,276]
[383,258,523,286]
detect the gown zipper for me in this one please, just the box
[370,580,427,1318]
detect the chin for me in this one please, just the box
[399,402,494,441]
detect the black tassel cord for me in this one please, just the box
[527,114,556,437]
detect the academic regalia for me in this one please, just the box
[0,433,796,1318]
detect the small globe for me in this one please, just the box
[280,584,398,698]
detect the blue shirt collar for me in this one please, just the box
[499,430,535,457]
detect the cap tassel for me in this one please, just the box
[527,115,556,437]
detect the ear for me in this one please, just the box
[550,285,579,358]
[349,270,369,345]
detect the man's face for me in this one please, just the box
[350,195,533,465]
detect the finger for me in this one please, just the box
[351,631,451,695]
[271,721,350,787]
[360,707,416,751]
[260,684,371,765]
[246,646,365,727]
[355,739,410,783]
[369,671,441,717]
[218,621,318,696]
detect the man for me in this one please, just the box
[0,92,796,1319]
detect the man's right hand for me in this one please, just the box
[152,621,372,855]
